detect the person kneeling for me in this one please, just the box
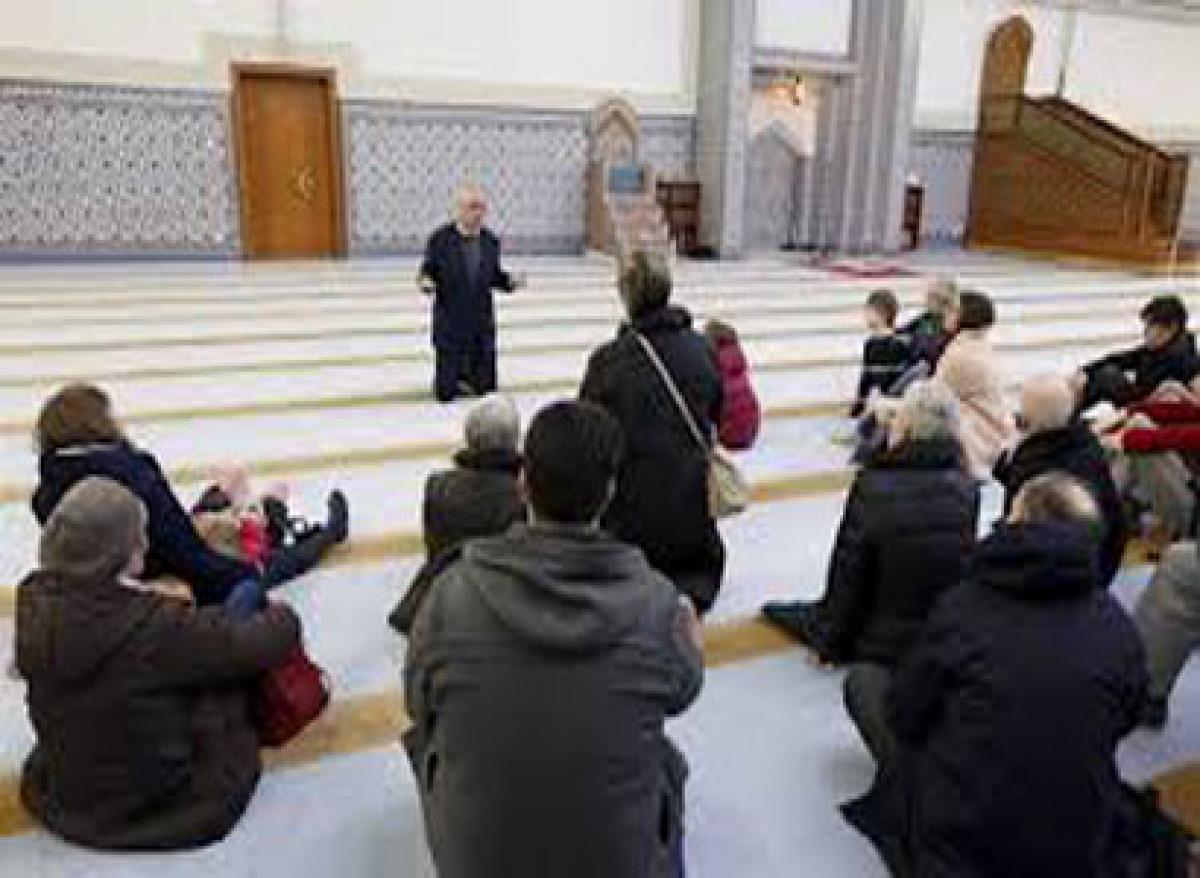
[762,381,978,666]
[842,474,1149,877]
[17,477,300,851]
[403,401,703,878]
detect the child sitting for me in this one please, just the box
[703,319,762,451]
[850,289,912,419]
[191,464,349,590]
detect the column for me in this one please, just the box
[695,0,755,257]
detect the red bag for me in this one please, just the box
[252,643,331,748]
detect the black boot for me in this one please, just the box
[261,491,350,588]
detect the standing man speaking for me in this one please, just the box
[418,184,525,403]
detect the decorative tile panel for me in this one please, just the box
[0,81,695,258]
[344,104,696,255]
[641,116,696,181]
[0,80,238,256]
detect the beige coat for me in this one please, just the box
[936,330,1015,479]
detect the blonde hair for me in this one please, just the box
[618,250,672,319]
[926,277,960,318]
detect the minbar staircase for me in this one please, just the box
[968,92,1191,265]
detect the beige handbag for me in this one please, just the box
[635,334,750,519]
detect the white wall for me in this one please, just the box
[915,0,1067,131]
[1064,15,1200,140]
[755,0,852,55]
[0,0,698,110]
[292,0,691,99]
[0,0,275,65]
[915,0,1200,139]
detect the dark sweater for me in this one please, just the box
[32,444,258,605]
[851,334,913,417]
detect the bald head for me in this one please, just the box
[455,183,488,234]
[1019,374,1075,434]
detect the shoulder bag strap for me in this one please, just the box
[634,333,710,455]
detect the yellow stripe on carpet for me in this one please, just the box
[0,616,796,837]
[0,469,855,615]
[0,331,1136,437]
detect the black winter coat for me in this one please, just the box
[420,224,514,348]
[814,438,979,664]
[18,572,299,850]
[844,521,1148,878]
[32,444,258,605]
[994,421,1128,587]
[1085,331,1200,403]
[580,305,726,612]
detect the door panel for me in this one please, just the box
[236,72,343,258]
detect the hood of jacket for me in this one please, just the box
[970,520,1100,600]
[624,304,694,337]
[452,445,522,475]
[458,523,663,654]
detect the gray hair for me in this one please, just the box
[1013,472,1100,525]
[464,393,520,453]
[898,379,961,446]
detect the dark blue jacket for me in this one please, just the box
[420,224,514,348]
[844,521,1147,877]
[32,444,257,605]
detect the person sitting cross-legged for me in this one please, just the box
[762,380,979,666]
[402,400,703,878]
[842,473,1150,877]
[17,477,300,851]
[1073,294,1200,413]
[1133,540,1200,729]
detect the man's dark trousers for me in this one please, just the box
[434,334,497,402]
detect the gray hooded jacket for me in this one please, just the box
[404,522,703,878]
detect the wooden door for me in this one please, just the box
[235,68,345,258]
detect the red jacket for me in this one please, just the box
[1123,399,1200,453]
[713,339,761,450]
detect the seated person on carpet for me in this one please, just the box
[403,400,703,878]
[1073,294,1200,412]
[703,318,761,451]
[191,464,349,589]
[580,250,726,614]
[935,288,1016,479]
[849,289,912,419]
[1134,539,1200,730]
[1100,378,1200,548]
[32,384,348,606]
[841,473,1150,878]
[17,477,300,851]
[994,374,1127,587]
[388,393,526,634]
[898,276,958,372]
[761,380,978,666]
